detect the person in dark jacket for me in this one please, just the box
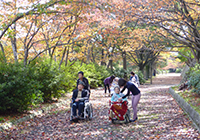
[104,75,115,96]
[118,78,141,122]
[72,81,89,119]
[77,71,90,92]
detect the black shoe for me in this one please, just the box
[79,116,84,120]
[130,117,138,122]
[72,116,79,122]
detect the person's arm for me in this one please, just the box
[81,90,89,101]
[136,75,140,83]
[122,96,127,101]
[72,90,76,103]
[111,95,115,102]
[122,88,130,99]
[120,86,126,93]
[120,93,127,101]
[85,78,89,90]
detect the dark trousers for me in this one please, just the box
[72,101,84,116]
[104,83,110,93]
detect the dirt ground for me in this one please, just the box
[145,73,182,85]
[1,73,200,140]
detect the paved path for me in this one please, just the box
[1,74,200,139]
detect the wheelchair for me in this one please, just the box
[69,93,93,122]
[109,100,131,124]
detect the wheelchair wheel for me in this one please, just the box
[125,110,130,123]
[70,115,73,121]
[112,119,116,124]
[89,104,93,120]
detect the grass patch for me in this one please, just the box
[174,88,200,114]
[171,85,179,90]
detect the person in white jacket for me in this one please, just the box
[130,72,140,88]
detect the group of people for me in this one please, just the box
[104,72,141,122]
[72,71,141,122]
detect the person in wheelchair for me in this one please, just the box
[72,81,89,121]
[109,86,130,123]
[111,86,127,103]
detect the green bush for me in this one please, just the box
[0,59,68,113]
[136,71,146,85]
[0,62,43,113]
[188,64,200,95]
[0,58,113,113]
[32,59,66,102]
[112,66,146,84]
[64,62,111,89]
[176,68,182,73]
[156,69,163,74]
[112,67,133,79]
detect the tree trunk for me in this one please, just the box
[91,45,95,63]
[122,51,127,80]
[11,1,18,62]
[150,62,153,84]
[87,44,90,64]
[65,46,70,66]
[54,55,56,62]
[139,65,145,76]
[197,51,200,63]
[107,59,113,72]
[11,23,18,62]
[0,42,6,63]
[101,49,106,66]
[24,47,29,66]
[145,65,150,80]
[107,60,110,69]
[11,39,18,62]
[59,46,67,68]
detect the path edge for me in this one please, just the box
[169,87,200,132]
[0,99,69,131]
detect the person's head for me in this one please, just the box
[130,72,135,76]
[78,71,84,79]
[114,77,119,82]
[118,78,127,87]
[78,81,85,91]
[114,86,120,94]
[109,75,115,83]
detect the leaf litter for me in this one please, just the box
[0,86,200,139]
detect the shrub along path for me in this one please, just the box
[0,74,200,139]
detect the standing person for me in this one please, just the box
[153,69,156,76]
[77,71,90,92]
[130,72,140,87]
[104,75,115,97]
[118,78,141,122]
